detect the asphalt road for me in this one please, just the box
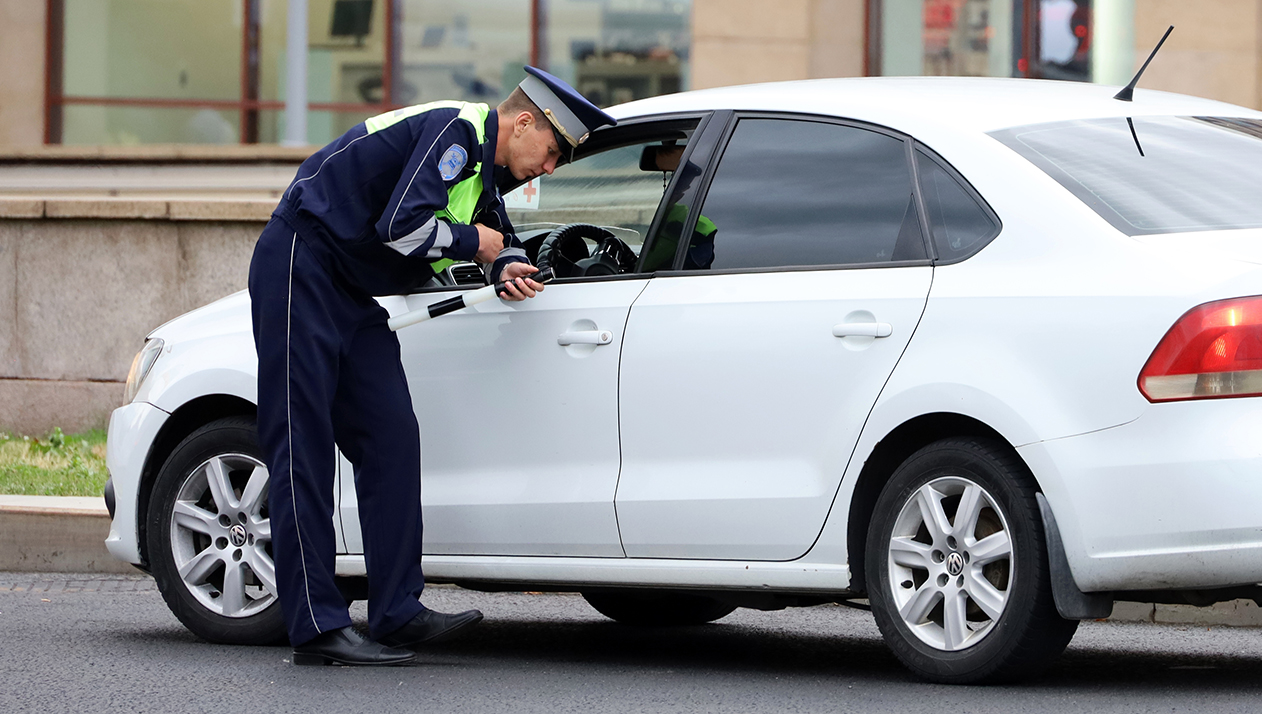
[2,573,1260,714]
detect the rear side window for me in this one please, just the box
[682,118,925,271]
[992,116,1262,235]
[916,151,1000,261]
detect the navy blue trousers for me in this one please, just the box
[248,218,426,647]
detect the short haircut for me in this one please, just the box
[498,88,548,131]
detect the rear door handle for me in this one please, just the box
[832,322,893,338]
[558,330,613,346]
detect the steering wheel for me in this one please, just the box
[535,223,637,278]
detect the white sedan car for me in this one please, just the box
[105,77,1262,683]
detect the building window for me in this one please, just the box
[1038,0,1091,81]
[397,0,531,107]
[52,0,393,145]
[45,0,692,145]
[542,0,692,108]
[868,0,1100,81]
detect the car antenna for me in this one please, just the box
[1115,25,1174,102]
[1126,117,1145,157]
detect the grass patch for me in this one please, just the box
[0,428,109,497]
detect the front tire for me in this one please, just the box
[865,437,1076,684]
[147,417,286,645]
[582,590,736,626]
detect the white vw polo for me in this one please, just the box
[105,77,1262,683]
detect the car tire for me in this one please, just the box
[865,437,1077,684]
[582,590,737,626]
[147,416,287,645]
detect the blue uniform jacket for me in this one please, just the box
[273,105,526,296]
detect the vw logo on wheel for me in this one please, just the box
[228,524,248,548]
[946,551,965,577]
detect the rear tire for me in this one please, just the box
[147,417,287,645]
[582,590,736,626]
[865,437,1077,684]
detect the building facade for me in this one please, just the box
[5,0,1262,148]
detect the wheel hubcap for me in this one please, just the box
[169,453,276,618]
[886,476,1014,652]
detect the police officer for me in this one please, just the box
[248,67,616,666]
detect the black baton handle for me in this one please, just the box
[495,266,555,298]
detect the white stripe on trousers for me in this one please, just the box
[287,232,320,634]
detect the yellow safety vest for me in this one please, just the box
[365,101,491,275]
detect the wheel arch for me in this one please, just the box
[844,412,1026,595]
[135,394,257,568]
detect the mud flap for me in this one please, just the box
[1037,493,1114,620]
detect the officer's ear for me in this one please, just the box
[513,111,537,137]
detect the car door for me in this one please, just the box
[615,115,935,561]
[339,115,707,558]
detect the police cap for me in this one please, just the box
[518,66,617,151]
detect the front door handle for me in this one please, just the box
[558,330,613,346]
[832,322,893,338]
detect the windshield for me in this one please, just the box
[991,116,1262,235]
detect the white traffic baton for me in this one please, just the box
[388,267,555,331]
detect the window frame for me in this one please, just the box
[45,0,694,146]
[656,111,937,276]
[410,111,715,294]
[499,111,716,285]
[45,0,559,145]
[637,109,732,274]
[46,0,399,144]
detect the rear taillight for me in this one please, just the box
[1139,296,1262,402]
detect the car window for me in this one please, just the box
[991,116,1262,235]
[916,150,1000,261]
[638,114,728,273]
[503,121,699,265]
[669,118,925,272]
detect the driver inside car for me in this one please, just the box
[639,141,718,271]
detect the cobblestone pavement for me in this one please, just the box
[0,572,157,593]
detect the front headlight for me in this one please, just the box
[124,338,164,403]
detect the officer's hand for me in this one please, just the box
[474,224,504,263]
[498,262,545,301]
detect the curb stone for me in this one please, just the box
[0,495,137,574]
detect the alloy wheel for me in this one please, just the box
[886,475,1013,651]
[168,453,276,618]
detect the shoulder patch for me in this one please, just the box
[438,144,468,181]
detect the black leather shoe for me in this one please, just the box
[292,626,417,666]
[379,608,484,649]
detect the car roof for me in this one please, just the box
[608,77,1262,136]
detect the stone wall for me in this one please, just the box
[691,0,867,89]
[1134,0,1262,110]
[0,199,270,435]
